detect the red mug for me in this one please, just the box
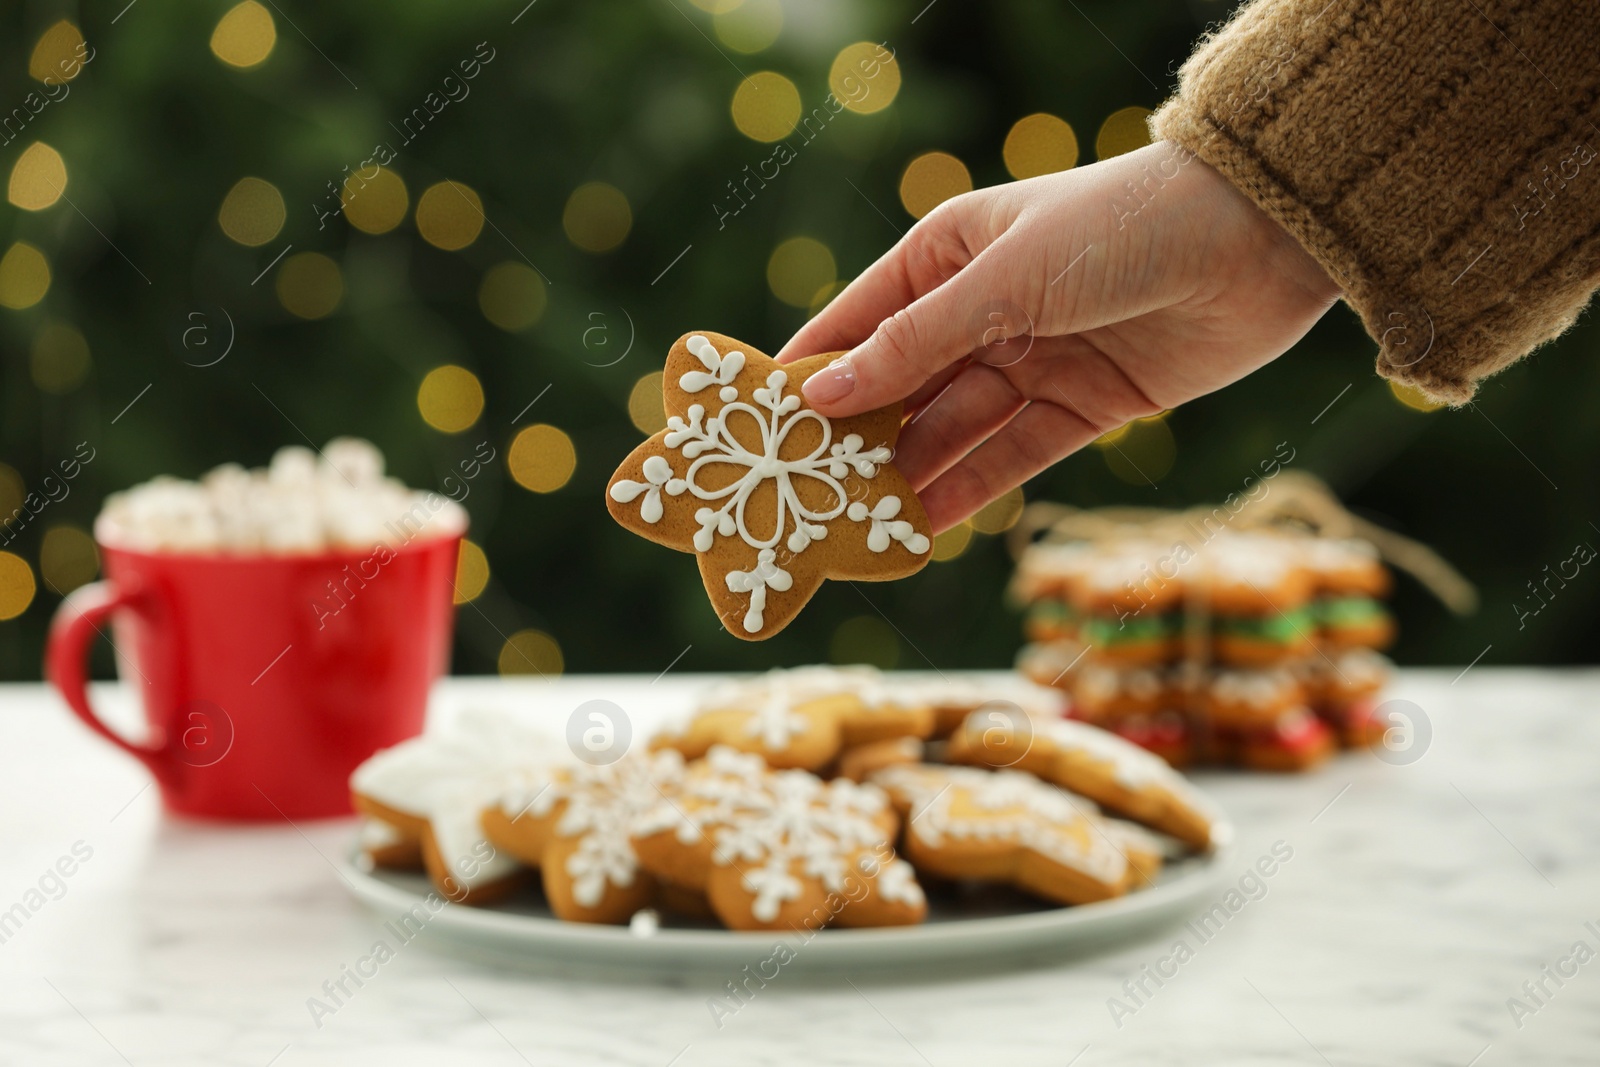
[46,530,463,820]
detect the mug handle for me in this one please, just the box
[46,580,176,783]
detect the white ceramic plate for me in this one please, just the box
[339,835,1234,975]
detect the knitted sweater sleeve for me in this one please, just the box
[1150,0,1600,403]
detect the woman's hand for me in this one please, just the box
[778,140,1341,533]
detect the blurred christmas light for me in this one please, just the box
[415,180,485,251]
[0,243,51,310]
[714,0,781,53]
[29,21,86,83]
[628,372,667,435]
[767,237,836,309]
[508,424,577,492]
[478,262,547,331]
[730,71,800,142]
[498,628,564,676]
[970,487,1025,534]
[931,520,973,562]
[1003,113,1079,179]
[341,167,409,235]
[0,552,36,621]
[210,1,277,69]
[829,43,901,115]
[39,525,97,595]
[1389,380,1446,412]
[8,143,67,211]
[1095,106,1153,160]
[275,252,343,319]
[218,177,286,247]
[417,365,485,433]
[899,151,971,219]
[1102,417,1175,485]
[30,321,90,394]
[453,539,489,604]
[561,182,632,253]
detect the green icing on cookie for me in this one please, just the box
[1214,608,1314,644]
[1318,596,1389,627]
[1082,613,1173,647]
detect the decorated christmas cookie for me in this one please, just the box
[480,750,690,925]
[871,763,1148,906]
[350,710,560,905]
[655,666,936,772]
[632,746,927,931]
[947,712,1228,851]
[606,332,933,639]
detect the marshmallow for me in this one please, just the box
[94,438,467,555]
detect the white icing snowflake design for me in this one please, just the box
[503,750,686,910]
[636,746,923,922]
[610,335,930,633]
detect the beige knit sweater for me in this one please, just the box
[1152,0,1600,403]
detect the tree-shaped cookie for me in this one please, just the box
[607,332,933,640]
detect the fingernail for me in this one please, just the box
[802,358,856,405]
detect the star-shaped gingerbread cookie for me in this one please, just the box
[607,332,933,639]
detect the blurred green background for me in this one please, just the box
[0,0,1594,681]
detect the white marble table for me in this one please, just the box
[2,669,1597,1066]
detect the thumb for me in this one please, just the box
[800,244,1019,417]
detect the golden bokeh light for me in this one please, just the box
[218,177,286,247]
[498,628,564,676]
[415,180,485,251]
[970,487,1025,535]
[930,520,973,562]
[714,0,782,53]
[1095,106,1153,161]
[40,525,97,595]
[829,615,900,670]
[562,182,632,253]
[767,236,836,309]
[30,321,90,394]
[1102,417,1176,485]
[508,424,577,493]
[829,42,901,115]
[628,371,667,435]
[210,1,277,69]
[1389,380,1446,412]
[0,465,23,525]
[0,243,51,310]
[0,552,36,621]
[730,71,801,142]
[341,167,409,235]
[1003,113,1079,180]
[29,21,87,84]
[8,143,67,212]
[417,365,485,433]
[899,151,972,219]
[478,262,547,332]
[275,252,343,320]
[453,539,489,604]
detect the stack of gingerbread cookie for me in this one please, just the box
[349,666,1229,931]
[1013,530,1395,771]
